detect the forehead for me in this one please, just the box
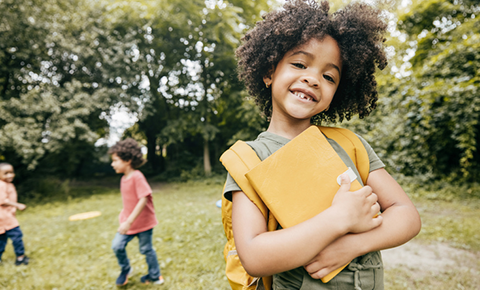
[289,36,341,59]
[0,165,14,172]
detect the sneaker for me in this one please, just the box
[15,255,29,266]
[140,274,164,285]
[116,267,133,286]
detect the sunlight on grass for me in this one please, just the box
[0,179,229,289]
[385,264,480,290]
[415,199,480,251]
[1,178,479,289]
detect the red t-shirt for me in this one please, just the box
[0,180,20,234]
[119,170,158,235]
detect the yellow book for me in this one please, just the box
[245,125,363,283]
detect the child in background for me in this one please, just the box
[0,162,29,266]
[108,138,164,286]
[224,1,421,289]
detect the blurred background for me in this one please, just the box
[1,0,479,197]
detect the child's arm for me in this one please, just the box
[118,196,148,234]
[1,199,26,210]
[304,168,421,279]
[232,174,383,277]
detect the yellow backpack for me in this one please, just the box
[220,126,370,290]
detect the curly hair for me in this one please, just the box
[236,0,388,123]
[108,138,146,169]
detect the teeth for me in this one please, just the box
[294,91,312,101]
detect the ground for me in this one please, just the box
[382,240,480,280]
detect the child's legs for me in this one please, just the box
[0,232,7,259]
[112,232,135,271]
[137,229,161,278]
[6,227,25,257]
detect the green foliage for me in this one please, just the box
[0,0,139,178]
[346,0,480,181]
[3,0,479,185]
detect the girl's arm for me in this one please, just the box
[304,168,421,279]
[232,174,383,277]
[1,199,26,210]
[118,196,148,234]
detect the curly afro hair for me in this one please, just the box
[108,138,146,169]
[236,0,388,124]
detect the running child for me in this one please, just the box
[223,1,421,289]
[108,138,164,286]
[0,162,29,266]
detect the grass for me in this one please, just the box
[1,176,479,289]
[0,178,229,289]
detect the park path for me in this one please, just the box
[381,240,479,278]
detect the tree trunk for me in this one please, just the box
[146,130,159,172]
[203,138,212,176]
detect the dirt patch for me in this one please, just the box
[381,240,479,278]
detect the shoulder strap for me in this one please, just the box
[220,141,269,219]
[220,141,274,290]
[319,126,370,185]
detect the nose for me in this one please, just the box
[301,75,319,88]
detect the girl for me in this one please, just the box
[223,1,421,289]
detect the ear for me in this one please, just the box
[263,75,272,87]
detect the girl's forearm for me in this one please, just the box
[239,208,348,277]
[2,200,22,208]
[126,196,148,224]
[341,203,421,256]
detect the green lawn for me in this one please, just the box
[1,177,479,289]
[1,178,229,289]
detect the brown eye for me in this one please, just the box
[324,75,335,83]
[293,63,306,69]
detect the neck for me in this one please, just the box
[123,167,136,179]
[267,116,312,140]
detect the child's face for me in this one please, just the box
[110,153,132,174]
[0,165,15,183]
[264,36,342,123]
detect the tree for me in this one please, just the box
[126,0,272,176]
[0,0,140,177]
[347,0,480,180]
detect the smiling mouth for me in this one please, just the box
[292,91,316,102]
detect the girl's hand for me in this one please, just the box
[304,235,357,279]
[331,174,383,234]
[118,221,131,235]
[16,203,26,210]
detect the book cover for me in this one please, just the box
[245,125,363,282]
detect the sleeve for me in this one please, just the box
[356,135,385,172]
[223,173,242,202]
[0,182,8,204]
[221,140,267,202]
[7,184,18,203]
[134,171,152,199]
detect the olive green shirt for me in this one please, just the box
[223,131,385,290]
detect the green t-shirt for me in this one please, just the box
[223,130,385,290]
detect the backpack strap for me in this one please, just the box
[221,141,269,218]
[220,141,274,290]
[319,126,370,185]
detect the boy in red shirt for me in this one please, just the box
[0,162,29,266]
[108,138,163,286]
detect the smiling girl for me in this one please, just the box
[222,1,421,289]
